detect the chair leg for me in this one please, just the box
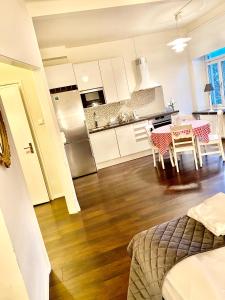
[160,154,165,169]
[152,148,156,167]
[193,149,198,170]
[173,151,179,173]
[169,147,175,167]
[196,139,203,167]
[219,139,225,161]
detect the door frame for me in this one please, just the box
[0,81,50,201]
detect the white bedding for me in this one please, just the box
[162,246,225,300]
[187,193,225,236]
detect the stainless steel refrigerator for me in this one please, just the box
[52,90,97,178]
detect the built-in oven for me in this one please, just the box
[152,115,172,128]
[80,88,106,108]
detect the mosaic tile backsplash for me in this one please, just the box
[85,87,165,129]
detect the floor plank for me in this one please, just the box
[35,153,225,299]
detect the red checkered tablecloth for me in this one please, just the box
[151,120,211,155]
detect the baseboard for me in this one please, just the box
[97,150,152,169]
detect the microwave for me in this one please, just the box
[80,88,106,108]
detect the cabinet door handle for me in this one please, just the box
[24,142,34,153]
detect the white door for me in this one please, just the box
[0,84,49,205]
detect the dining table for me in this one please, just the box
[151,120,211,155]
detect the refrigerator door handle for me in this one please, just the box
[83,119,88,129]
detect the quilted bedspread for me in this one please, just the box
[127,215,225,300]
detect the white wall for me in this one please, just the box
[0,0,80,214]
[191,57,208,111]
[42,29,194,113]
[188,13,225,60]
[134,31,193,113]
[187,12,225,110]
[0,0,42,67]
[0,209,29,300]
[0,1,51,298]
[33,68,81,213]
[0,104,50,300]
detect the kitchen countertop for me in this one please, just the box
[88,110,179,134]
[192,109,225,115]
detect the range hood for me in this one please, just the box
[135,57,160,91]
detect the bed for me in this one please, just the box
[127,193,225,300]
[162,247,225,300]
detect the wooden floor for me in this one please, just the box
[35,153,225,300]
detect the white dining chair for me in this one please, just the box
[196,110,225,167]
[171,124,198,172]
[171,114,195,125]
[145,123,174,169]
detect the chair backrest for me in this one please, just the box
[172,114,194,125]
[170,124,194,148]
[216,110,224,137]
[171,114,179,125]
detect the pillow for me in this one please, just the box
[187,193,225,236]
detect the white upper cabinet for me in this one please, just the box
[73,61,103,91]
[99,57,130,103]
[99,59,118,103]
[44,63,76,89]
[111,57,130,101]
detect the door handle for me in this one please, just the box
[24,142,34,153]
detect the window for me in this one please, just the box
[206,47,225,60]
[206,47,225,105]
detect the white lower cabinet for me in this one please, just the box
[89,129,120,163]
[116,121,150,156]
[90,121,151,165]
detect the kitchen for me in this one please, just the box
[45,57,178,178]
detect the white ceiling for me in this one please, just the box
[31,0,223,48]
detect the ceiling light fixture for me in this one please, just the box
[167,0,193,53]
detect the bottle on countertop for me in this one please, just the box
[93,112,98,128]
[133,110,139,120]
